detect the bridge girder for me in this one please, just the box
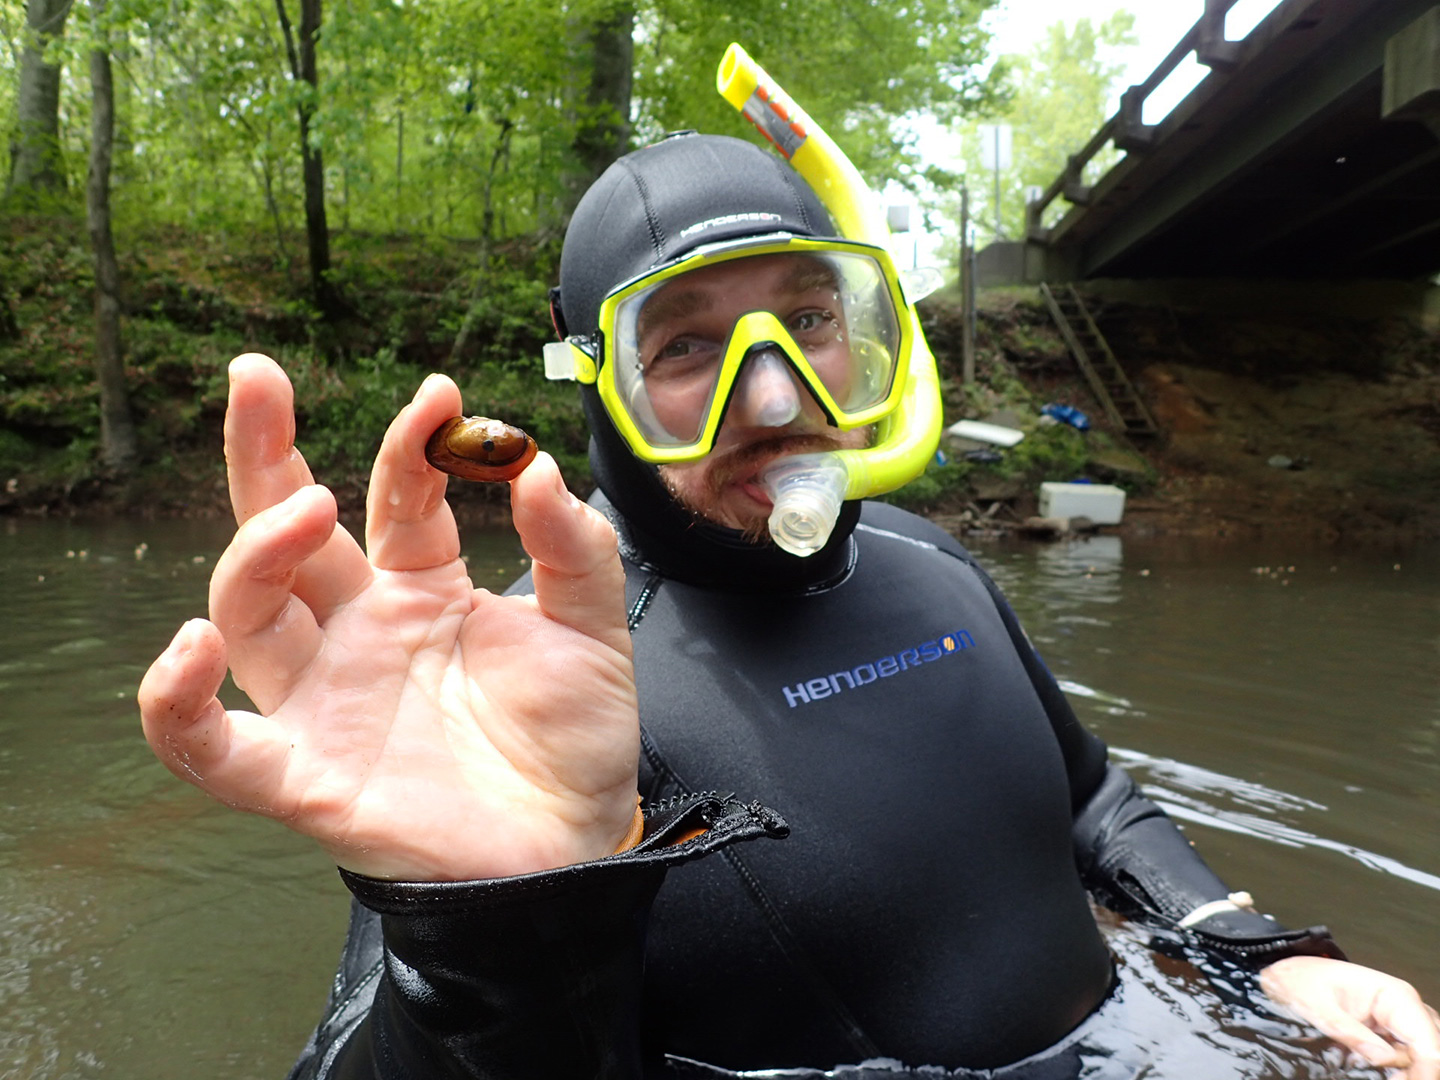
[1044,0,1440,281]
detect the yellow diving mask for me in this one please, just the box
[545,233,914,464]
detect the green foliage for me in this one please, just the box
[443,247,561,369]
[993,422,1091,483]
[877,454,974,513]
[936,11,1136,249]
[0,0,1017,508]
[637,0,1003,183]
[6,0,1009,253]
[283,346,590,486]
[287,345,426,474]
[0,216,101,439]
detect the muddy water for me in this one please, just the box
[0,518,1435,1079]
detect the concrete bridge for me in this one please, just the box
[982,0,1440,288]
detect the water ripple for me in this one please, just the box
[1113,747,1440,893]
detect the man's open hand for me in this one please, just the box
[1262,956,1440,1080]
[139,354,640,881]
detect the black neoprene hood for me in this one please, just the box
[557,132,859,591]
[556,132,837,339]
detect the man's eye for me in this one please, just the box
[657,338,698,359]
[645,337,719,377]
[789,309,837,335]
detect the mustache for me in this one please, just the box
[700,432,846,502]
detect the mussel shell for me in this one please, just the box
[425,416,538,482]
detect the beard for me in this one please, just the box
[660,431,854,544]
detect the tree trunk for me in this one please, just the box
[575,3,634,177]
[395,102,404,232]
[560,1,634,218]
[6,0,74,200]
[275,0,342,320]
[86,0,138,473]
[0,274,19,341]
[449,117,514,362]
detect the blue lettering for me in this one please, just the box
[781,632,976,706]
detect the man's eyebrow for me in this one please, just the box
[638,287,712,338]
[780,258,840,295]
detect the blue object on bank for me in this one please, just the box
[1041,403,1090,431]
[964,449,1004,464]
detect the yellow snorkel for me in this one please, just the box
[717,44,944,556]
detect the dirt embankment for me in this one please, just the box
[925,290,1440,545]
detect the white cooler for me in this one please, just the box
[1038,482,1126,524]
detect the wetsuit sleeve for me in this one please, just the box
[286,794,787,1080]
[964,555,1345,966]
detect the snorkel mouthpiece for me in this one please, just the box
[718,43,944,556]
[760,453,849,558]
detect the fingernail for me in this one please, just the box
[169,619,200,654]
[550,460,576,504]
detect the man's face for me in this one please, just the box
[635,253,870,538]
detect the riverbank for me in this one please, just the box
[921,288,1440,546]
[3,215,1438,544]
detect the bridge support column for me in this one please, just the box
[1383,6,1440,138]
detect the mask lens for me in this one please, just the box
[603,245,904,455]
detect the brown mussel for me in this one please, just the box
[424,416,538,482]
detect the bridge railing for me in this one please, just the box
[1025,0,1258,242]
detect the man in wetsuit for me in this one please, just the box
[138,132,1440,1078]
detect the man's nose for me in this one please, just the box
[730,347,802,428]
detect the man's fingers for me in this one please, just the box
[364,373,463,572]
[138,620,291,814]
[139,619,233,785]
[224,353,315,523]
[1263,959,1440,1073]
[1377,990,1440,1079]
[224,353,370,611]
[209,485,355,711]
[510,452,630,653]
[1313,1006,1408,1068]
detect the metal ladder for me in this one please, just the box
[1039,283,1158,438]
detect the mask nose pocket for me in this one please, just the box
[734,347,802,428]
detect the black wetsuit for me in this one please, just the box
[288,493,1341,1080]
[629,500,1112,1069]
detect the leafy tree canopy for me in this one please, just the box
[1,0,1004,248]
[946,10,1137,246]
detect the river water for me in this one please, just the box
[0,516,1435,1079]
